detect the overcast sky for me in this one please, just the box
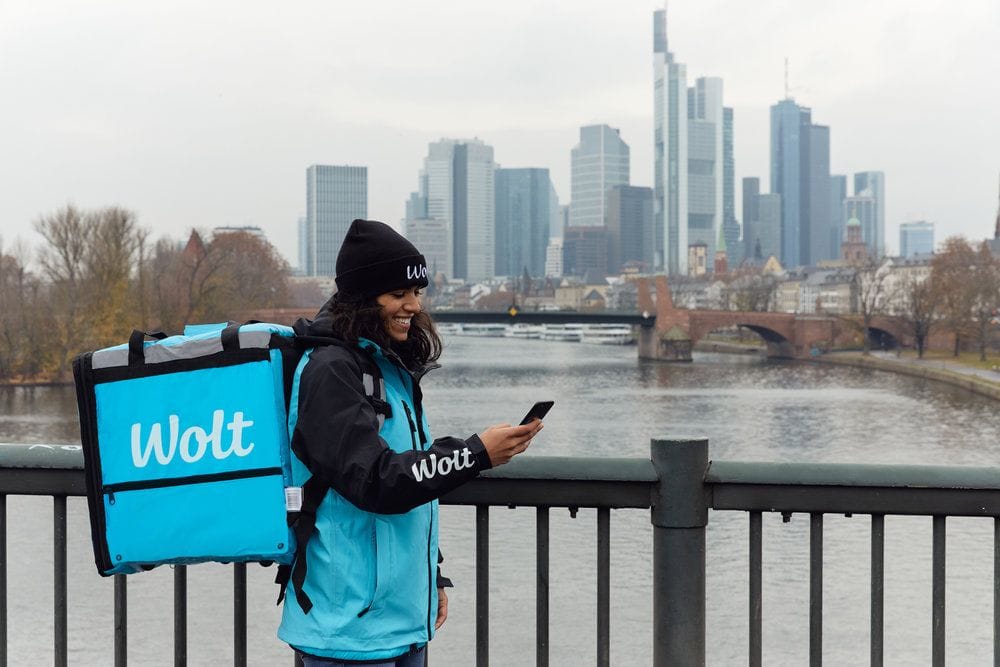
[1,0,998,266]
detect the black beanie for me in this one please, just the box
[335,219,429,298]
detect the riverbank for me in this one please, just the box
[812,351,1000,401]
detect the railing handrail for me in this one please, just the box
[6,439,1000,665]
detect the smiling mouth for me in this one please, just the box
[392,317,412,329]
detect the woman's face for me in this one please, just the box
[376,286,423,342]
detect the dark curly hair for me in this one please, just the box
[323,292,442,369]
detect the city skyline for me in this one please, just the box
[1,1,997,268]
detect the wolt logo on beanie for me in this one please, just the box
[335,219,429,298]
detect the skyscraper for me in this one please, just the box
[900,221,934,257]
[742,177,761,261]
[687,77,724,264]
[722,107,741,266]
[854,171,885,255]
[495,168,553,277]
[808,125,832,262]
[562,226,608,279]
[421,139,496,282]
[570,125,629,228]
[829,175,847,262]
[607,185,654,273]
[770,99,831,267]
[653,6,688,274]
[304,165,367,276]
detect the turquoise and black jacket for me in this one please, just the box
[278,313,491,662]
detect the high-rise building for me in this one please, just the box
[854,171,886,255]
[305,165,367,276]
[757,194,782,262]
[545,238,564,277]
[570,125,629,228]
[808,125,832,262]
[495,168,553,277]
[653,6,688,274]
[562,226,608,279]
[607,185,654,274]
[722,106,741,266]
[742,177,761,261]
[900,221,934,257]
[404,217,449,277]
[829,175,847,262]
[297,215,307,273]
[421,139,496,282]
[687,77,724,265]
[770,99,831,267]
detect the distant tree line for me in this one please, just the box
[0,204,289,382]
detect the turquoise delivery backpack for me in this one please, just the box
[72,322,303,576]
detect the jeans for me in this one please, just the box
[298,646,426,667]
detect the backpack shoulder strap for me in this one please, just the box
[276,337,390,613]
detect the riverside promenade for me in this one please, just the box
[813,350,1000,401]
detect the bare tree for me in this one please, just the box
[850,255,890,355]
[968,241,1000,361]
[895,272,938,358]
[931,237,978,356]
[0,239,44,380]
[34,205,94,376]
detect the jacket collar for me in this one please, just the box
[357,337,440,380]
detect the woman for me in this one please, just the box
[278,219,541,666]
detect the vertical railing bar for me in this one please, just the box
[536,507,549,667]
[749,511,762,667]
[932,516,946,667]
[114,575,127,667]
[0,494,6,667]
[810,513,823,667]
[597,507,610,667]
[174,565,187,666]
[870,514,884,667]
[995,518,999,667]
[53,495,68,667]
[234,563,247,667]
[476,505,489,667]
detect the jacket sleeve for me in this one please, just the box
[292,349,493,514]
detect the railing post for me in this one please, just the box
[650,438,709,666]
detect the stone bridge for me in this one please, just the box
[635,276,909,361]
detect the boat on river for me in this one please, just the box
[457,323,508,337]
[505,324,544,339]
[541,324,584,342]
[579,324,635,345]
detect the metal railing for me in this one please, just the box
[4,439,1000,665]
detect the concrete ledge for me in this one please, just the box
[810,353,1000,401]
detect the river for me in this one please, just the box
[3,336,1000,665]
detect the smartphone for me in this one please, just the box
[519,401,554,425]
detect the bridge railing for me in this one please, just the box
[4,439,1000,665]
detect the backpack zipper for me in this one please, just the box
[103,466,282,504]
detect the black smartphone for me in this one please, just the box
[519,401,554,425]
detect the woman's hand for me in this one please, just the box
[478,421,543,467]
[435,587,448,630]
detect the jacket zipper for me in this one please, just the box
[401,402,419,451]
[103,466,282,504]
[426,504,434,638]
[358,523,378,617]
